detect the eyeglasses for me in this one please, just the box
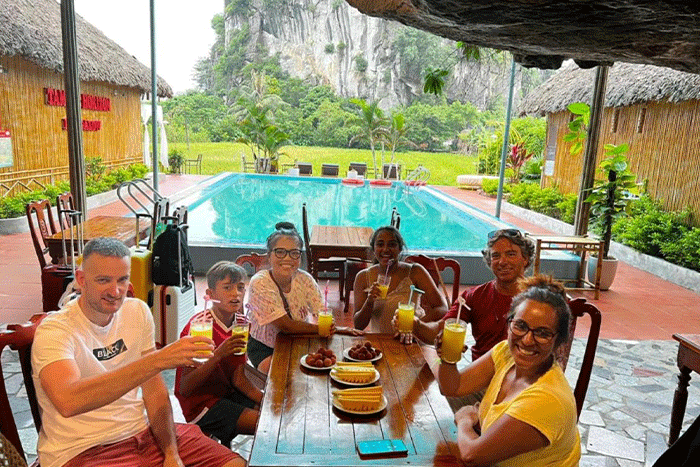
[508,318,556,344]
[272,248,302,260]
[488,228,522,239]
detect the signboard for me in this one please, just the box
[0,129,12,168]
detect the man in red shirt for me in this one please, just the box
[412,229,534,360]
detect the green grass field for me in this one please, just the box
[170,142,478,186]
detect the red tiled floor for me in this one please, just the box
[2,175,699,342]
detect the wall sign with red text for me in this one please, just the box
[45,87,110,132]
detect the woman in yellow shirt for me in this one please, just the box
[436,275,580,466]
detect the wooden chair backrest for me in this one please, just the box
[55,192,75,230]
[321,164,339,177]
[405,254,461,304]
[235,253,268,276]
[343,260,372,313]
[26,199,58,269]
[556,297,602,418]
[0,313,47,462]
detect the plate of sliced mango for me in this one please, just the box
[332,385,387,415]
[330,362,380,386]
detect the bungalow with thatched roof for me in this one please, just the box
[520,62,700,224]
[0,0,172,196]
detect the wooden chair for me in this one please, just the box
[405,254,461,305]
[235,252,268,277]
[241,154,255,173]
[321,163,339,177]
[348,162,367,177]
[26,199,59,269]
[184,154,203,174]
[301,203,345,296]
[343,259,372,313]
[0,313,47,466]
[297,162,313,176]
[55,192,75,230]
[556,297,603,418]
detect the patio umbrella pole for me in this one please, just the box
[495,58,517,218]
[150,0,159,191]
[60,0,87,219]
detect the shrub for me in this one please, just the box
[661,228,700,272]
[324,43,335,54]
[168,149,185,174]
[612,195,691,258]
[355,55,368,73]
[481,178,499,195]
[507,182,576,224]
[85,156,106,181]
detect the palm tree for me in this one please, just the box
[383,113,415,166]
[236,100,289,173]
[349,98,388,178]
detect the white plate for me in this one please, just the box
[300,354,335,371]
[332,394,387,415]
[330,368,380,386]
[343,347,382,363]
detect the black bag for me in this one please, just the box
[151,223,192,286]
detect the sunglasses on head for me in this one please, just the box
[488,228,522,239]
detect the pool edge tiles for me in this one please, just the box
[185,174,580,284]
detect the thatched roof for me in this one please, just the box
[0,0,172,97]
[520,62,700,116]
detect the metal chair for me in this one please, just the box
[301,203,345,296]
[26,199,59,269]
[348,162,367,177]
[297,162,313,176]
[184,154,203,174]
[235,252,268,277]
[0,313,47,466]
[383,163,401,180]
[557,297,603,418]
[405,254,461,305]
[321,163,339,177]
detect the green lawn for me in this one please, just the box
[170,142,478,186]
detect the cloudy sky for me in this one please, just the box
[73,0,224,94]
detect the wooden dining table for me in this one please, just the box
[46,215,150,263]
[249,333,466,467]
[308,225,374,274]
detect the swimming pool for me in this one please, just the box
[182,173,579,284]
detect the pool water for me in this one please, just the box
[184,173,514,253]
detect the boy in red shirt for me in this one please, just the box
[175,261,262,447]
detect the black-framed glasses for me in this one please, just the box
[272,248,302,260]
[508,318,556,344]
[488,228,522,239]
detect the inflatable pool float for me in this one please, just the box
[369,179,393,187]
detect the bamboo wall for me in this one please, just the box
[542,100,700,223]
[0,55,144,195]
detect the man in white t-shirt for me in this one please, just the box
[31,237,244,467]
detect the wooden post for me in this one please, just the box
[574,65,610,236]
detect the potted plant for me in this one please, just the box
[585,143,638,289]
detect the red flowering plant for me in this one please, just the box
[507,142,534,183]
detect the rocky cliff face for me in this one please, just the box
[224,0,542,110]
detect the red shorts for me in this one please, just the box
[63,423,241,467]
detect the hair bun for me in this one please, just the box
[275,221,296,231]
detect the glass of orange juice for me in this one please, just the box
[231,314,250,356]
[376,274,389,299]
[189,316,213,363]
[441,318,467,364]
[396,302,415,333]
[318,310,333,337]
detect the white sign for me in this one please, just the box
[0,130,13,168]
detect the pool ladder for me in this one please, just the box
[116,179,169,245]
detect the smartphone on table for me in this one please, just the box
[357,438,408,458]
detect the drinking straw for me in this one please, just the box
[324,280,330,309]
[457,296,467,323]
[384,259,394,279]
[408,285,425,307]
